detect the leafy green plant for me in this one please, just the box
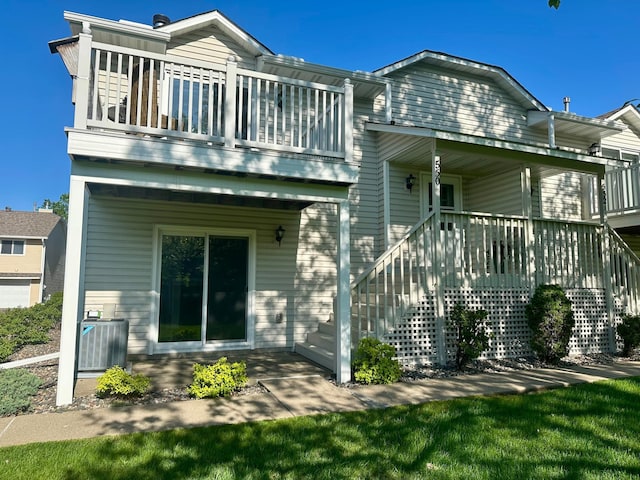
[617,314,640,356]
[0,292,63,362]
[96,366,151,398]
[526,284,575,364]
[0,368,42,416]
[352,337,402,384]
[449,303,491,369]
[189,358,248,398]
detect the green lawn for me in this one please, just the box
[2,377,640,480]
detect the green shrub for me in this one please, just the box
[617,314,640,356]
[353,337,402,384]
[189,358,248,398]
[450,303,491,369]
[0,368,42,416]
[526,284,575,364]
[96,366,151,398]
[0,292,63,362]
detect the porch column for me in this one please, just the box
[432,151,447,365]
[598,172,617,352]
[343,79,354,164]
[521,166,537,290]
[335,200,351,383]
[56,177,90,406]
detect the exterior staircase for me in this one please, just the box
[295,321,335,370]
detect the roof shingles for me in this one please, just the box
[0,211,63,238]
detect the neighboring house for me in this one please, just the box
[50,9,640,406]
[0,209,66,309]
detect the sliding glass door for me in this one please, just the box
[158,232,250,346]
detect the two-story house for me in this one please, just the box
[0,209,66,309]
[50,9,640,406]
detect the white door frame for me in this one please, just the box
[149,225,256,354]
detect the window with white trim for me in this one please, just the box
[1,240,25,255]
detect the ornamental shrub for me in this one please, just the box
[449,303,491,369]
[617,314,640,356]
[96,366,151,398]
[189,358,248,398]
[0,368,42,416]
[0,292,63,362]
[526,284,575,364]
[353,337,402,384]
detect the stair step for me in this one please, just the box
[307,331,335,351]
[295,342,334,370]
[317,321,335,336]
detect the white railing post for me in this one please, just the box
[224,56,238,148]
[598,171,617,352]
[343,79,353,163]
[74,23,93,130]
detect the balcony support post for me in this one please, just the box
[335,200,351,383]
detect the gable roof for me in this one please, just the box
[598,104,640,136]
[0,211,64,239]
[157,10,273,56]
[374,49,548,111]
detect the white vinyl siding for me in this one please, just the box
[465,169,524,216]
[167,24,256,70]
[383,63,549,145]
[82,195,336,353]
[539,172,584,221]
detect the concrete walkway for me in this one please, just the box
[2,361,640,447]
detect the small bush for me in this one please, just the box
[450,303,491,369]
[617,314,640,356]
[526,284,575,364]
[0,368,42,416]
[189,358,248,398]
[353,337,402,384]
[96,366,151,398]
[0,292,63,362]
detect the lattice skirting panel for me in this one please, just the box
[385,287,619,366]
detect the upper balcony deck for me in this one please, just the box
[60,33,357,185]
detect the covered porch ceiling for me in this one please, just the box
[87,183,314,211]
[369,123,626,180]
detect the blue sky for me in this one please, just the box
[1,0,638,212]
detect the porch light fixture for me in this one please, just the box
[275,225,285,246]
[588,143,601,156]
[406,174,416,193]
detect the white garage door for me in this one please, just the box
[0,280,31,308]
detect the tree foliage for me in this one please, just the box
[548,0,560,8]
[40,193,68,220]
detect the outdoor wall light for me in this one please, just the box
[406,174,416,193]
[275,225,285,246]
[588,143,601,156]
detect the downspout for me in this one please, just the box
[39,238,47,302]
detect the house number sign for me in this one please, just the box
[434,157,441,186]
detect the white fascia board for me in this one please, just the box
[158,11,271,56]
[0,235,48,240]
[376,50,547,111]
[63,11,170,42]
[604,105,640,134]
[365,121,627,170]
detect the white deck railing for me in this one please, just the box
[351,212,628,341]
[588,164,640,217]
[79,41,349,159]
